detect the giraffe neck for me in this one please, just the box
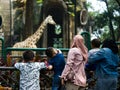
[25,19,48,44]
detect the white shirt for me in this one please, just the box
[14,62,46,90]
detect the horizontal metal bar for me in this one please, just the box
[0,67,18,70]
[6,47,69,52]
[116,42,120,45]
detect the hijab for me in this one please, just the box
[71,35,88,61]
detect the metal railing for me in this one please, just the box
[0,37,4,58]
[0,47,69,89]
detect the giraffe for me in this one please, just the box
[11,15,56,60]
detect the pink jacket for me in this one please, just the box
[61,35,88,87]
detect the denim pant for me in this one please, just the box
[94,77,118,90]
[52,76,61,90]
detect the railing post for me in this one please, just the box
[81,31,91,50]
[0,37,4,59]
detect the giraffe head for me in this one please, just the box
[46,15,56,25]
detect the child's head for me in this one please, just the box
[45,47,57,58]
[35,54,41,62]
[23,50,35,62]
[91,39,101,48]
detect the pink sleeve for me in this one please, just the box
[60,49,75,80]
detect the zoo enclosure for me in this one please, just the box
[0,32,120,89]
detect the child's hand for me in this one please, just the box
[44,60,48,66]
[47,65,53,70]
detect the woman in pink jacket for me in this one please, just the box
[60,35,88,90]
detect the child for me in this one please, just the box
[85,38,101,89]
[86,38,101,71]
[88,38,101,57]
[14,50,47,90]
[45,47,66,90]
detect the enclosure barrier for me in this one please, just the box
[0,67,19,89]
[0,48,69,89]
[81,31,91,50]
[0,32,120,89]
[0,37,4,58]
[5,47,69,61]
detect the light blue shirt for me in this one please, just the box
[88,48,120,79]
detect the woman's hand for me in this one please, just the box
[61,78,65,85]
[59,76,65,85]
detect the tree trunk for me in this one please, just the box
[115,0,120,6]
[104,0,115,41]
[23,0,34,40]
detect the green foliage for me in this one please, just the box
[86,2,93,9]
[87,0,120,41]
[94,12,109,28]
[100,26,111,40]
[67,5,75,16]
[36,0,43,4]
[63,0,85,16]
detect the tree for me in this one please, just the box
[115,0,120,6]
[23,0,34,40]
[12,0,43,41]
[104,0,115,40]
[87,0,120,41]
